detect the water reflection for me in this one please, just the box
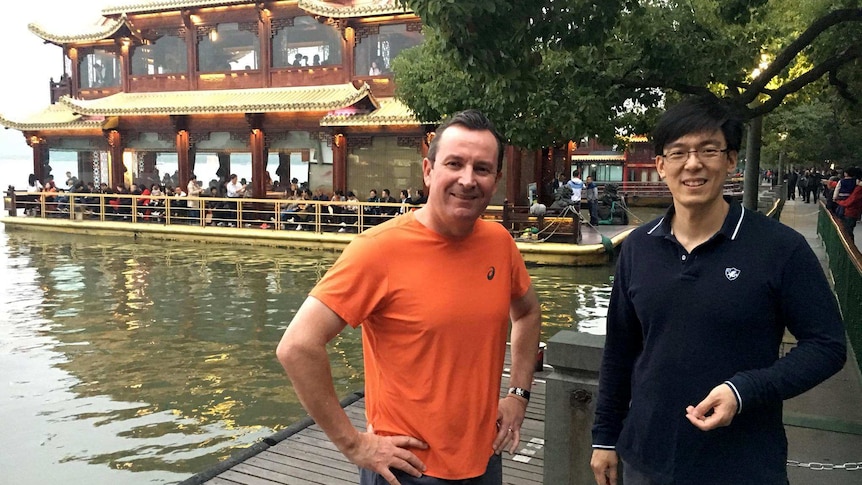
[0,228,612,484]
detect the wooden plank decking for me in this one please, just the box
[183,354,547,485]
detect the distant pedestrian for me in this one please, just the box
[837,167,862,242]
[786,170,798,200]
[585,176,599,225]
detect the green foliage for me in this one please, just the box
[394,0,861,150]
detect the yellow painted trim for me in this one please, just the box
[1,216,628,266]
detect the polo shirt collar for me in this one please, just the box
[646,196,745,241]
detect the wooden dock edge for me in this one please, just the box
[177,391,365,485]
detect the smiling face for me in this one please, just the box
[656,129,737,213]
[419,125,501,238]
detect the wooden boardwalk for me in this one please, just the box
[181,356,547,485]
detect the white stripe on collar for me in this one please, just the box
[647,217,665,234]
[731,207,745,240]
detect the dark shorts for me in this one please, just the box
[359,453,502,485]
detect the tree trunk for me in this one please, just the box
[743,116,762,211]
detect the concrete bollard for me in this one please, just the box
[544,330,622,485]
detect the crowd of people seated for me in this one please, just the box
[17,172,431,233]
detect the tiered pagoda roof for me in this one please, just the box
[58,83,377,116]
[0,104,110,132]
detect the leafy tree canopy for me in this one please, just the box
[393,0,861,150]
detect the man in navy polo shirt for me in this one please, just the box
[590,96,846,485]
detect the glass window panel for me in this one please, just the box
[354,23,423,76]
[79,48,120,88]
[346,137,423,197]
[131,33,188,75]
[197,22,260,72]
[272,16,342,68]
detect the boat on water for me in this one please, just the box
[2,190,636,266]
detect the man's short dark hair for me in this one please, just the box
[652,96,744,156]
[427,109,505,172]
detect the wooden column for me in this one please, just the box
[505,145,522,205]
[183,12,197,91]
[247,113,266,199]
[106,130,125,189]
[345,27,355,81]
[28,136,48,184]
[172,115,191,190]
[422,130,434,197]
[119,39,130,93]
[276,152,290,186]
[535,149,547,205]
[68,47,80,97]
[332,133,346,192]
[259,5,271,87]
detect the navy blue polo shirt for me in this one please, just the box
[592,198,846,484]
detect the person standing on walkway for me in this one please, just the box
[786,169,798,200]
[277,109,542,485]
[567,170,585,213]
[585,175,600,226]
[590,96,846,485]
[837,167,862,242]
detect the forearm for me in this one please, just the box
[278,340,360,454]
[508,294,541,390]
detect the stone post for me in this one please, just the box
[544,331,621,485]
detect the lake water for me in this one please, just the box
[0,226,614,484]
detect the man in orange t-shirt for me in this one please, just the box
[277,109,542,485]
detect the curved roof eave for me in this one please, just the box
[101,0,252,16]
[28,15,128,45]
[0,105,109,132]
[298,0,413,18]
[58,83,376,117]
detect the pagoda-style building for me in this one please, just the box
[0,0,451,203]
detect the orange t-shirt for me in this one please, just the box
[310,212,532,479]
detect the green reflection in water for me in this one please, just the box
[0,228,613,483]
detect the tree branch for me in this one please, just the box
[739,8,862,106]
[617,78,715,98]
[749,45,862,118]
[828,68,858,104]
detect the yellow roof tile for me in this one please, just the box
[59,83,375,116]
[28,16,128,45]
[298,0,413,18]
[571,154,626,161]
[102,0,252,16]
[320,97,427,126]
[0,104,108,131]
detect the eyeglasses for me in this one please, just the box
[661,148,730,164]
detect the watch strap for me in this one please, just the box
[508,387,531,402]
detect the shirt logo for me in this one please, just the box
[725,267,741,281]
[487,266,496,280]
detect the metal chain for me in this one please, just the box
[787,460,862,471]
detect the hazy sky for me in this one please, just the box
[0,0,111,157]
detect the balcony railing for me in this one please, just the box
[5,190,593,245]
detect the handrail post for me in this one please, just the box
[5,188,16,216]
[503,199,511,231]
[544,331,619,485]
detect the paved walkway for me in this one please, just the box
[777,196,862,483]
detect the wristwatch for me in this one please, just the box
[508,387,531,402]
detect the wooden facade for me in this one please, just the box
[0,0,650,207]
[2,1,453,201]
